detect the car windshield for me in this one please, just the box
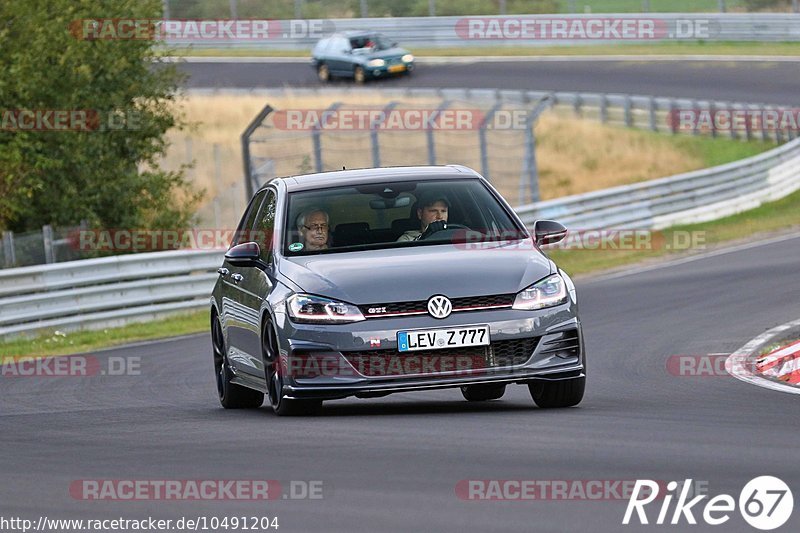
[284,178,525,256]
[350,33,393,52]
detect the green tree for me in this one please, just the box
[0,0,202,233]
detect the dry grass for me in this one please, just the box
[163,91,742,225]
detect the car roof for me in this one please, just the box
[266,165,481,193]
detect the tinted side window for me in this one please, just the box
[232,190,267,247]
[253,190,277,262]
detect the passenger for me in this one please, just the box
[397,193,450,242]
[297,208,330,251]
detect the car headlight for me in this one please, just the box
[402,54,414,63]
[286,294,365,324]
[367,59,385,68]
[512,274,568,310]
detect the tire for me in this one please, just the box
[262,318,322,417]
[317,63,330,83]
[528,377,585,408]
[354,66,366,84]
[212,314,264,409]
[460,384,506,402]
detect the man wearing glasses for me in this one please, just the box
[297,208,330,251]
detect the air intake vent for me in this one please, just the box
[539,329,580,359]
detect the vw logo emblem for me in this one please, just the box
[427,295,452,319]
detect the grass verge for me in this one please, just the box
[167,42,800,58]
[0,310,209,359]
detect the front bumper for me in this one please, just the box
[367,62,414,78]
[275,304,585,401]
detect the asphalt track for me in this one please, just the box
[180,59,800,105]
[2,234,800,532]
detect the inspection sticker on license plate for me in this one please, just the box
[397,325,490,352]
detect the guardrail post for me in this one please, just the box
[709,102,717,138]
[573,94,582,117]
[567,0,577,12]
[2,231,15,268]
[43,225,55,264]
[427,100,450,165]
[600,94,608,124]
[294,0,303,19]
[428,0,436,16]
[692,100,700,136]
[360,0,367,17]
[499,0,506,14]
[649,97,657,131]
[624,96,633,128]
[794,0,799,13]
[642,0,650,12]
[743,105,753,142]
[718,0,726,12]
[669,100,677,135]
[370,101,398,167]
[312,102,341,173]
[479,102,502,183]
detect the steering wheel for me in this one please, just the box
[417,222,470,240]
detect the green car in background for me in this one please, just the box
[311,31,415,84]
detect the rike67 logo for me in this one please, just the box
[623,477,793,530]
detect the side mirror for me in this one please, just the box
[225,241,261,266]
[533,220,568,246]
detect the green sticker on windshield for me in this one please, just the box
[289,242,304,252]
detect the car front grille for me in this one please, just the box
[341,337,539,377]
[359,294,515,318]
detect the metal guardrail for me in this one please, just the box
[4,135,799,339]
[516,136,800,229]
[166,14,800,50]
[4,85,799,339]
[0,250,223,338]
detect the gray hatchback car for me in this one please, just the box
[210,165,586,415]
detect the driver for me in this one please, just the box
[397,192,450,242]
[297,208,330,251]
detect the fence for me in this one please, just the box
[2,224,89,269]
[162,0,798,20]
[3,130,800,338]
[4,133,799,338]
[240,86,798,207]
[163,13,800,50]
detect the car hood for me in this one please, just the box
[278,240,552,304]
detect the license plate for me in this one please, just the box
[397,325,490,352]
[388,64,406,73]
